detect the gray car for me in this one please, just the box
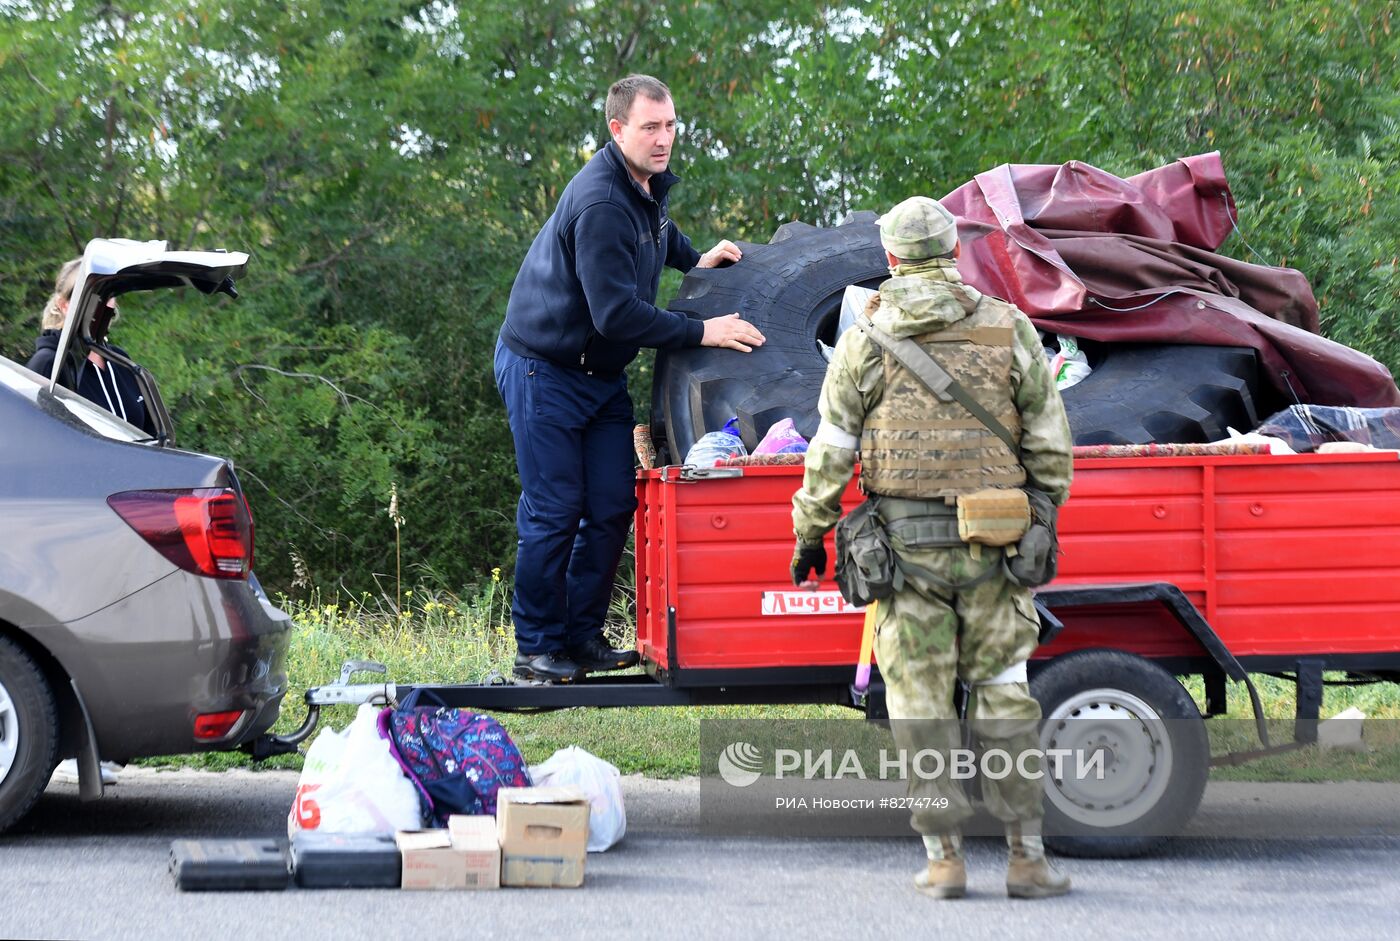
[0,239,290,832]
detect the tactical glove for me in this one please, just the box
[790,540,828,586]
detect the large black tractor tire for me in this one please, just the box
[1031,649,1210,858]
[1061,344,1263,445]
[0,636,59,834]
[652,218,1266,461]
[652,214,888,463]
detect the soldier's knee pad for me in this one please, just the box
[968,669,1041,736]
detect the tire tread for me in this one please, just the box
[0,636,59,834]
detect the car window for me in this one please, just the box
[1,356,148,443]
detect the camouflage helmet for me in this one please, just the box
[877,196,958,260]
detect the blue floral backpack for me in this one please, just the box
[379,688,531,827]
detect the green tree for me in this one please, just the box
[3,1,1397,596]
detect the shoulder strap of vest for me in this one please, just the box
[953,283,979,314]
[855,309,1018,453]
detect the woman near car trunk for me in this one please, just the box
[26,256,157,436]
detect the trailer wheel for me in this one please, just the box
[1031,649,1208,858]
[0,636,59,833]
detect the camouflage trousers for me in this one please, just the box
[873,540,1045,835]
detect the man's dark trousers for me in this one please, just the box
[494,340,637,656]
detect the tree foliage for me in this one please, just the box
[3,0,1397,594]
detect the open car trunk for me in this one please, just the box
[48,238,248,444]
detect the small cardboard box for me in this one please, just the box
[395,830,465,890]
[447,815,502,890]
[496,786,589,888]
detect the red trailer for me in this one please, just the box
[637,451,1400,676]
[279,449,1400,855]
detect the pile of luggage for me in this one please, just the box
[170,695,625,892]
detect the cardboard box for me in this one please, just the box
[496,786,589,888]
[395,830,466,890]
[447,815,502,890]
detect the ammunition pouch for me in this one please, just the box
[956,488,1031,547]
[1003,488,1059,588]
[835,499,901,607]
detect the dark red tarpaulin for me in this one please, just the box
[940,152,1400,408]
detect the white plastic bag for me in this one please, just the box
[287,703,423,838]
[1221,427,1296,455]
[1050,335,1092,390]
[530,746,625,852]
[838,285,878,341]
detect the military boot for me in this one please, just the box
[1005,820,1070,899]
[914,833,966,899]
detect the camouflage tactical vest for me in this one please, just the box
[860,288,1027,499]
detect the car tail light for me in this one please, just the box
[107,488,254,579]
[193,710,247,741]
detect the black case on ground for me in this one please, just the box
[291,831,402,888]
[169,839,292,891]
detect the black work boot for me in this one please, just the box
[513,651,585,683]
[568,635,641,672]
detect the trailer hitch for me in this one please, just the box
[244,659,398,759]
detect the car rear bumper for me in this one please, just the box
[50,570,292,760]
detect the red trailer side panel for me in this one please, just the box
[634,452,1400,673]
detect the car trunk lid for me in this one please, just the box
[48,238,248,394]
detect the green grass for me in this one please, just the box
[139,583,1400,785]
[1181,673,1400,782]
[1182,672,1400,721]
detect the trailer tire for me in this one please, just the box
[652,214,888,462]
[1060,344,1263,445]
[1031,649,1208,858]
[651,219,1267,460]
[0,636,59,834]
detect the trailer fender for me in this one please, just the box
[1035,581,1270,746]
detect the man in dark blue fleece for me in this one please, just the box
[497,74,765,683]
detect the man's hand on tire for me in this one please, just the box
[702,313,766,352]
[696,239,743,268]
[790,540,827,588]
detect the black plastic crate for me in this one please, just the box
[291,831,402,889]
[169,839,291,892]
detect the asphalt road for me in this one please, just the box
[3,770,1397,941]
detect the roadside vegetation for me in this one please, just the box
[152,579,853,776]
[5,2,1400,597]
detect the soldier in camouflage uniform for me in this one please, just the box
[790,196,1074,899]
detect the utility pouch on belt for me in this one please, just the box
[1004,488,1059,588]
[835,499,901,607]
[956,488,1031,547]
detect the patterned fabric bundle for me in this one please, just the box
[1071,442,1270,459]
[718,452,807,466]
[1253,405,1400,452]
